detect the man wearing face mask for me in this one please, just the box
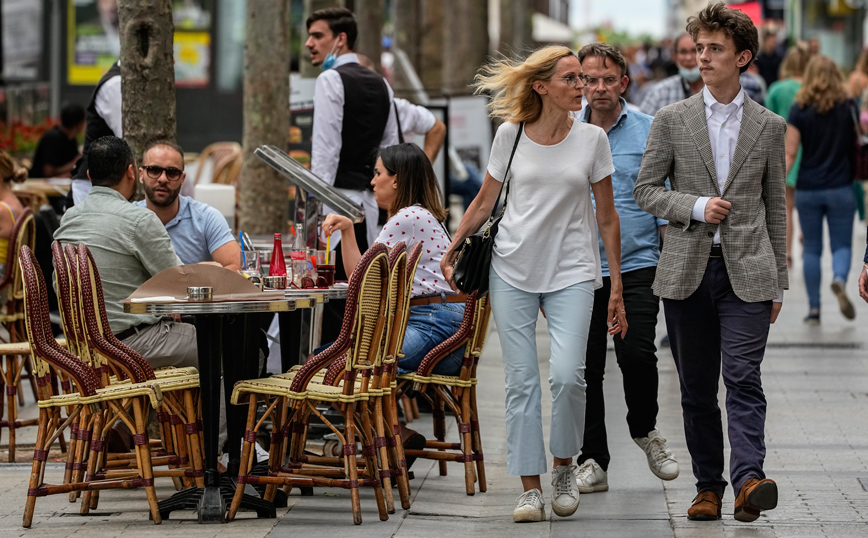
[305,7,398,342]
[641,33,704,116]
[53,136,197,370]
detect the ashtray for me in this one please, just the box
[263,275,287,289]
[187,286,213,301]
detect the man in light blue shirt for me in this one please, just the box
[574,43,678,493]
[133,141,240,270]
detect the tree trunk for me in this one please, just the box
[301,0,345,78]
[117,0,176,162]
[499,0,533,54]
[442,0,489,96]
[418,0,444,94]
[393,0,419,72]
[354,0,383,72]
[239,0,291,234]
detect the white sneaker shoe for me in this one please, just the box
[513,488,546,522]
[550,464,580,517]
[575,459,609,493]
[633,430,679,480]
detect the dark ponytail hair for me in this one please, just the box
[379,143,447,222]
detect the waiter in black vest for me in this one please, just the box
[69,60,122,209]
[306,7,398,342]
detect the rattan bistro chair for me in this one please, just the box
[18,246,165,527]
[228,244,391,524]
[396,292,492,496]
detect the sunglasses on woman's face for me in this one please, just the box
[142,165,184,182]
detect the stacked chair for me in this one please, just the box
[19,243,204,527]
[0,208,38,461]
[395,291,492,496]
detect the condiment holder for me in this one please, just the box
[187,286,213,301]
[262,275,287,290]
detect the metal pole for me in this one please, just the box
[49,0,62,118]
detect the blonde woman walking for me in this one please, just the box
[441,46,627,523]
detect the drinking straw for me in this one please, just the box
[240,231,247,269]
[326,234,331,265]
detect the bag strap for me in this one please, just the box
[850,99,862,140]
[489,122,524,221]
[394,101,405,144]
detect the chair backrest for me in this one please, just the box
[0,207,34,293]
[51,242,88,363]
[194,142,242,185]
[290,243,389,393]
[75,244,155,384]
[13,190,49,212]
[19,245,100,399]
[414,292,479,379]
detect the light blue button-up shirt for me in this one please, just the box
[134,195,235,265]
[581,99,664,276]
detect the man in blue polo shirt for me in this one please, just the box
[134,140,240,270]
[574,43,679,492]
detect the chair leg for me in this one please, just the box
[384,392,411,509]
[434,398,447,476]
[22,409,49,528]
[228,394,258,521]
[132,398,161,524]
[6,354,17,462]
[344,402,363,525]
[68,411,92,502]
[358,403,388,520]
[183,389,205,488]
[400,395,413,423]
[470,386,486,492]
[460,389,476,496]
[80,412,104,514]
[372,398,395,514]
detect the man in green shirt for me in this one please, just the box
[53,136,197,369]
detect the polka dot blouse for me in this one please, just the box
[373,205,454,297]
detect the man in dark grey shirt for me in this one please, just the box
[53,136,197,369]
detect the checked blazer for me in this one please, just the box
[633,91,788,303]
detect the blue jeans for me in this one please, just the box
[397,303,466,376]
[488,268,595,477]
[795,185,855,310]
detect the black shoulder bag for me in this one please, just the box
[452,122,523,297]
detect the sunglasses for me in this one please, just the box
[142,165,184,182]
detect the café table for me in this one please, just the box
[124,295,317,523]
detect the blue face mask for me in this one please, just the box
[320,41,341,71]
[679,66,702,83]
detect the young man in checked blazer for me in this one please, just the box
[633,3,787,523]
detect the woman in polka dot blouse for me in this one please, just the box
[322,142,466,375]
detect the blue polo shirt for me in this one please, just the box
[134,195,235,265]
[581,99,664,277]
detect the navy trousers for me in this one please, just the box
[663,257,772,498]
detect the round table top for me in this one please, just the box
[282,286,348,302]
[123,295,318,315]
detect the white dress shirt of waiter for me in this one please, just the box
[132,140,241,271]
[53,136,197,370]
[306,8,398,247]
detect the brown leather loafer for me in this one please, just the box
[734,478,777,522]
[687,490,722,520]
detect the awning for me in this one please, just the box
[532,12,574,44]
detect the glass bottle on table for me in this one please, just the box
[268,233,287,277]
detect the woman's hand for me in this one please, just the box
[607,291,628,338]
[321,214,353,237]
[440,247,459,292]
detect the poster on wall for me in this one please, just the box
[68,0,213,86]
[3,0,44,81]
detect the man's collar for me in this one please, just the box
[703,85,745,111]
[90,185,127,200]
[332,53,359,69]
[579,97,629,129]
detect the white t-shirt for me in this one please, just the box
[374,205,453,297]
[487,120,614,293]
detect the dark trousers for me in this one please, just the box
[321,220,369,344]
[663,257,772,497]
[578,266,660,471]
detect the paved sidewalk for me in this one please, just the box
[1,222,867,537]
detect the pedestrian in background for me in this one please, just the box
[766,45,810,266]
[441,45,627,523]
[786,54,858,324]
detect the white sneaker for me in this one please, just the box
[513,488,545,522]
[575,459,609,493]
[550,464,580,517]
[633,430,679,480]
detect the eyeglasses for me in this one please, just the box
[556,74,590,88]
[142,165,184,182]
[585,76,622,88]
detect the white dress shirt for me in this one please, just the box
[95,72,123,138]
[311,52,399,246]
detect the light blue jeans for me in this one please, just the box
[489,268,595,476]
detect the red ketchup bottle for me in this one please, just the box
[268,233,287,277]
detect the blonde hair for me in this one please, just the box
[794,54,847,114]
[0,152,27,184]
[472,46,575,123]
[856,48,868,75]
[779,45,809,80]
